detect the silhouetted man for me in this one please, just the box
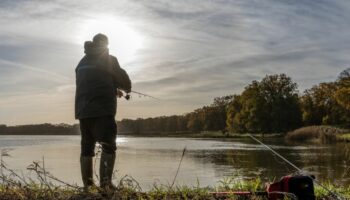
[75,33,131,190]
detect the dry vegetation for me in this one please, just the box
[285,126,349,143]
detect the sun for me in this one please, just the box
[77,15,144,64]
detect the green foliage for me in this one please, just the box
[186,95,234,133]
[1,69,349,136]
[314,181,350,199]
[12,70,342,136]
[1,177,348,199]
[118,95,234,135]
[301,68,350,128]
[334,133,350,142]
[334,87,350,110]
[0,123,80,135]
[226,74,302,133]
[217,177,264,192]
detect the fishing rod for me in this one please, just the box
[170,146,187,188]
[118,89,160,100]
[247,134,344,200]
[130,90,160,100]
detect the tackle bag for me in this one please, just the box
[267,175,315,200]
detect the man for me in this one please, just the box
[75,33,131,190]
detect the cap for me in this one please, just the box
[93,33,108,47]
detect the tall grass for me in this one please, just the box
[285,126,348,143]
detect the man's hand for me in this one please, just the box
[116,89,124,98]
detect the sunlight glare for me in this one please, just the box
[116,137,127,144]
[77,15,144,64]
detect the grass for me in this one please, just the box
[0,159,349,200]
[1,147,349,200]
[314,181,350,200]
[1,176,349,200]
[0,165,267,200]
[285,126,349,143]
[337,133,350,142]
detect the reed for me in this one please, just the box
[285,126,348,143]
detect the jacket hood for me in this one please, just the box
[84,41,109,56]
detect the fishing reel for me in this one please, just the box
[116,89,131,100]
[117,89,159,100]
[125,93,131,100]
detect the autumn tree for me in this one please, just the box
[226,74,302,133]
[335,68,350,110]
[301,68,350,127]
[186,110,203,132]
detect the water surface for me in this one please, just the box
[0,135,349,189]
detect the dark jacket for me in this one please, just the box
[75,43,131,119]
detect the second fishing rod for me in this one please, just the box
[247,134,344,200]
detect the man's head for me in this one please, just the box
[93,33,109,47]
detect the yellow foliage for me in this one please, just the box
[335,87,350,110]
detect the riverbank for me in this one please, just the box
[1,175,349,200]
[337,133,350,142]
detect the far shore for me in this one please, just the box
[1,126,349,144]
[0,131,284,138]
[118,131,285,139]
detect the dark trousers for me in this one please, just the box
[79,116,117,157]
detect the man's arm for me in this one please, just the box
[110,56,132,93]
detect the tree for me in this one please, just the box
[301,79,350,127]
[186,111,203,132]
[185,95,234,132]
[334,88,350,110]
[259,74,302,132]
[335,68,350,110]
[338,68,350,83]
[226,95,244,132]
[226,74,302,133]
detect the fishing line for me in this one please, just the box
[247,134,344,200]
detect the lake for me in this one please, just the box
[0,135,349,189]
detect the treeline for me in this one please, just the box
[0,123,80,135]
[118,95,232,135]
[120,68,350,134]
[1,69,349,135]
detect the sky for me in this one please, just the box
[1,0,350,125]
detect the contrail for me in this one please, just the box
[0,59,71,82]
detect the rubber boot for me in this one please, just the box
[80,156,94,190]
[99,152,116,190]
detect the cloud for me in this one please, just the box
[1,0,350,125]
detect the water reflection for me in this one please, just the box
[116,137,127,144]
[0,136,349,189]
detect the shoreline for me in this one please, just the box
[0,132,284,138]
[0,175,348,200]
[1,127,349,144]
